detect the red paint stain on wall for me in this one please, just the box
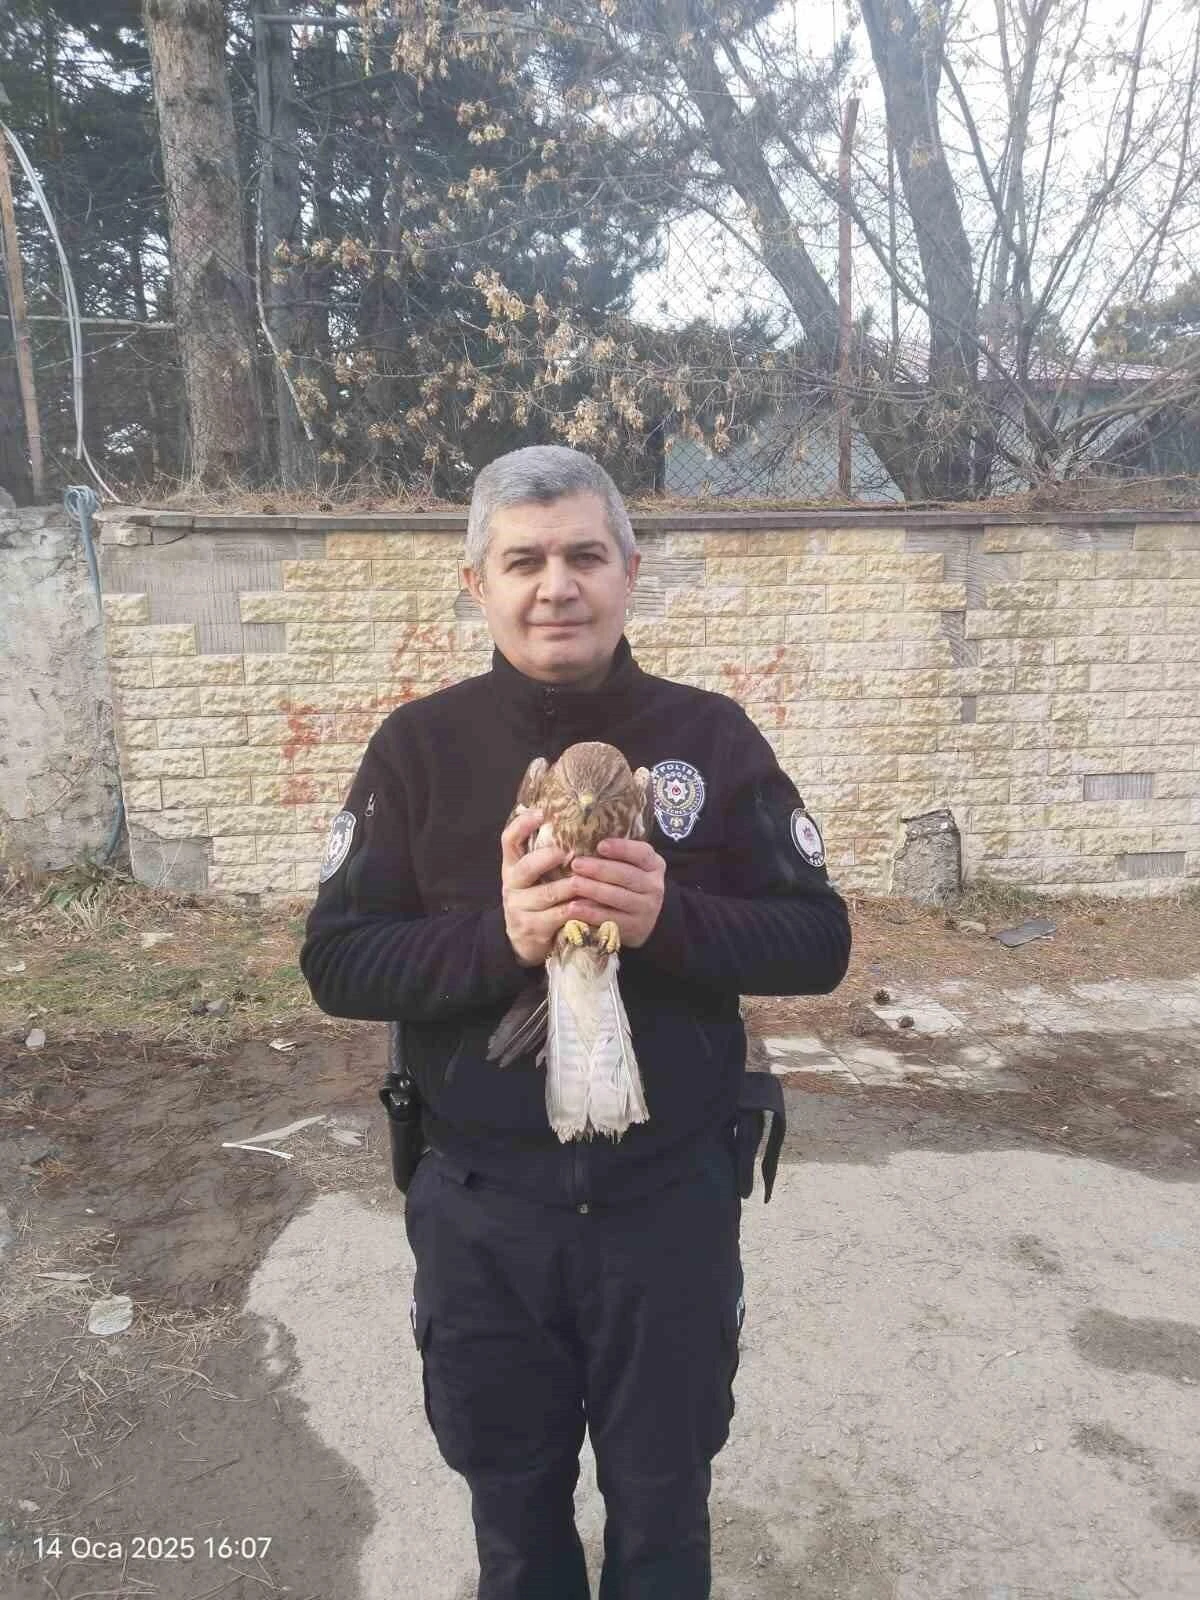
[275,694,379,805]
[280,700,322,764]
[382,671,419,705]
[718,645,787,703]
[279,775,320,807]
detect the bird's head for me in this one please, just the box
[554,742,637,833]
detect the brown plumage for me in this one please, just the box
[487,741,654,1141]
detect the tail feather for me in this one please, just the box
[584,967,649,1138]
[544,959,592,1140]
[543,951,649,1142]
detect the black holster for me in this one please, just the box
[733,1070,787,1203]
[379,1022,426,1194]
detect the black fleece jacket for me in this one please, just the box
[301,634,851,1207]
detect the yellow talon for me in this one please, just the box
[597,920,621,954]
[562,919,589,947]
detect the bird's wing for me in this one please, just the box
[514,756,549,824]
[488,754,553,1067]
[486,976,548,1068]
[632,766,653,840]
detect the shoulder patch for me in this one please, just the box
[652,759,707,842]
[319,810,357,883]
[789,808,825,867]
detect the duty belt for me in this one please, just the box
[381,1026,789,1202]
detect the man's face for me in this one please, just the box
[462,492,639,690]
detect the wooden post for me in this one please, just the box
[0,128,46,499]
[837,97,859,499]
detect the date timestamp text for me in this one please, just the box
[33,1535,273,1562]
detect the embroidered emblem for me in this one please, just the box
[651,759,706,842]
[319,809,357,883]
[789,808,825,868]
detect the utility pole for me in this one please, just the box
[837,96,859,500]
[0,91,46,500]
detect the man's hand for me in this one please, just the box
[568,838,667,950]
[501,809,577,967]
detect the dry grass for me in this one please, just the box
[1,1214,245,1422]
[2,1222,252,1510]
[947,873,1200,925]
[108,469,1200,517]
[945,876,1059,924]
[0,865,317,1052]
[5,863,1200,1060]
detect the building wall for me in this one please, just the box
[94,508,1200,899]
[1,504,122,870]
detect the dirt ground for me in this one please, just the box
[742,880,1200,1040]
[1,871,1199,1598]
[0,1030,379,1600]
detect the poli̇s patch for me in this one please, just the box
[789,808,825,867]
[319,809,357,883]
[651,759,707,841]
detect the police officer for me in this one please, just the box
[301,445,851,1600]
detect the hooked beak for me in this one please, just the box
[579,793,595,820]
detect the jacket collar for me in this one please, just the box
[488,634,642,744]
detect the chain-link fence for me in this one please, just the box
[9,203,1199,508]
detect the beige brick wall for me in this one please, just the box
[96,511,1200,899]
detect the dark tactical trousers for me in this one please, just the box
[404,1138,744,1600]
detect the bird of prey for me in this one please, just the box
[487,741,654,1142]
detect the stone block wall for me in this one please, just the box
[95,508,1200,899]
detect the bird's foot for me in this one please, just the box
[561,919,590,948]
[596,920,621,955]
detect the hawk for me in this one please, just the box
[487,741,654,1142]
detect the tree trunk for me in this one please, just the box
[254,0,314,485]
[860,0,978,496]
[657,0,926,497]
[144,0,264,483]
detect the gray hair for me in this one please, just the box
[465,446,638,574]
